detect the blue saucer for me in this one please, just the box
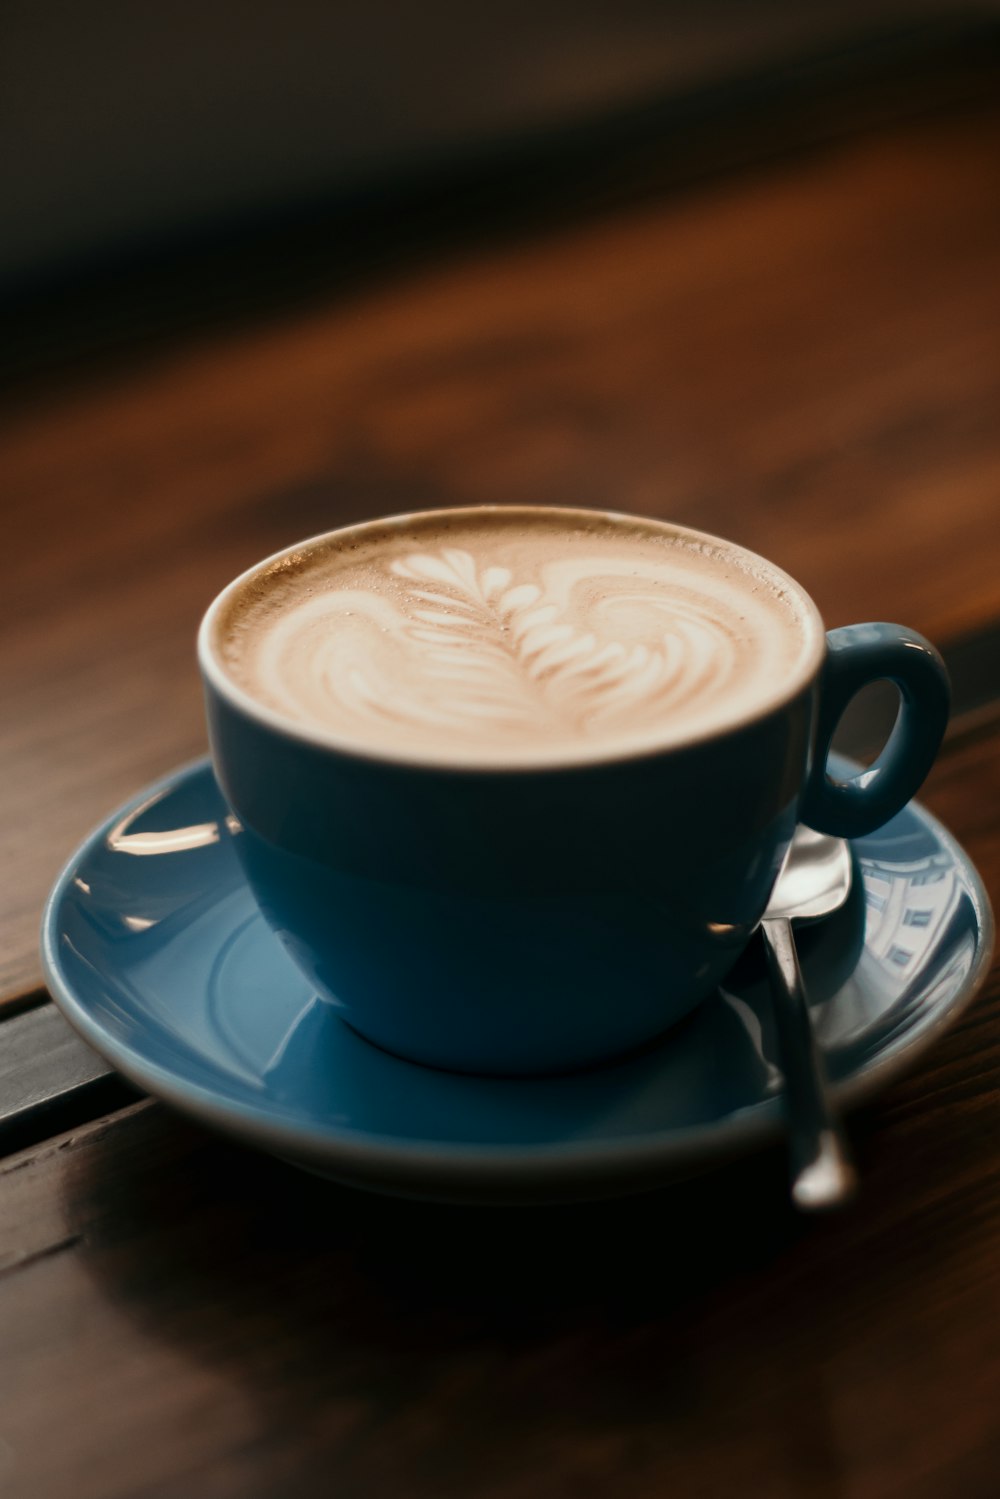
[42,759,993,1202]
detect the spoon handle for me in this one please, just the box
[760,916,858,1211]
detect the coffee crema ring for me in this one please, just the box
[217,515,811,765]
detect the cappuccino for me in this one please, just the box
[212,509,820,765]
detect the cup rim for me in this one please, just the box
[198,505,827,774]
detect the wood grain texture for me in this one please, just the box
[0,1004,133,1155]
[3,100,1000,1014]
[2,997,1000,1493]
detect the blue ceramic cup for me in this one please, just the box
[199,508,949,1076]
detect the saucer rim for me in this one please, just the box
[40,757,995,1194]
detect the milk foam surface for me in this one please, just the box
[215,512,817,764]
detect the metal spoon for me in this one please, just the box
[761,827,857,1212]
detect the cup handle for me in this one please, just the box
[799,623,950,840]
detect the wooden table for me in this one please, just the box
[2,66,1000,1499]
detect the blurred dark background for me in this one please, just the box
[5,1,1000,379]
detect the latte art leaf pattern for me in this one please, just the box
[386,547,738,737]
[221,514,810,764]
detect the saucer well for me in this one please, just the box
[41,759,993,1203]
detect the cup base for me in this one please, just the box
[335,1004,705,1080]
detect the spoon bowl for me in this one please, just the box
[766,828,853,923]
